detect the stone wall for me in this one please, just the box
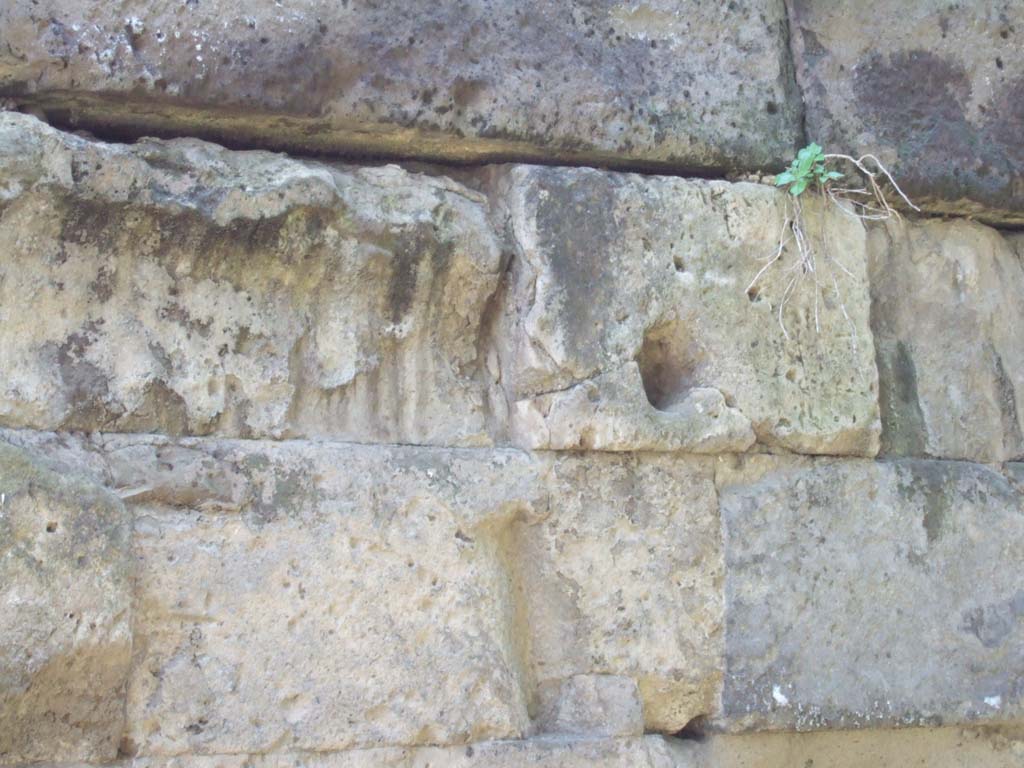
[0,3,1022,766]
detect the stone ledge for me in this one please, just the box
[4,728,1023,768]
[0,0,801,174]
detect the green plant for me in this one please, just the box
[748,144,919,340]
[774,142,843,196]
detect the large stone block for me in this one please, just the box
[496,165,879,455]
[131,736,697,768]
[869,219,1024,462]
[717,455,1024,732]
[2,429,731,742]
[787,1,1024,225]
[0,112,505,444]
[121,439,545,755]
[0,441,132,764]
[519,454,723,733]
[692,727,1024,768]
[0,0,801,173]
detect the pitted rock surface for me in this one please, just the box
[788,1,1024,225]
[0,443,132,763]
[0,0,802,173]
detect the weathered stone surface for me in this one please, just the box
[22,729,1024,768]
[3,430,729,741]
[495,165,879,455]
[130,736,696,768]
[717,455,1024,731]
[692,726,1024,768]
[122,440,545,755]
[0,0,802,173]
[787,1,1024,225]
[510,364,756,453]
[535,675,644,738]
[869,219,1024,462]
[0,112,505,444]
[0,441,132,764]
[520,454,723,732]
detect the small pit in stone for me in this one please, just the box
[637,319,699,411]
[45,522,58,533]
[673,714,709,742]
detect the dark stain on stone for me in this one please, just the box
[242,458,323,526]
[986,75,1024,169]
[853,49,1024,210]
[187,33,349,117]
[922,501,944,545]
[382,220,455,324]
[534,169,622,370]
[896,460,955,545]
[877,340,928,457]
[60,199,131,253]
[117,380,193,437]
[799,27,828,60]
[992,348,1024,457]
[87,265,116,303]
[386,231,424,324]
[158,303,214,339]
[52,323,119,430]
[854,49,971,158]
[452,77,488,108]
[961,590,1024,648]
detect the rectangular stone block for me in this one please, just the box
[518,454,724,733]
[717,455,1024,731]
[0,0,801,173]
[2,430,731,744]
[496,165,879,455]
[869,218,1024,462]
[0,112,505,445]
[130,735,696,768]
[692,726,1024,768]
[788,1,1024,226]
[121,440,546,755]
[0,441,132,764]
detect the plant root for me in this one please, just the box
[749,153,917,341]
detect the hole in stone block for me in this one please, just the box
[673,714,709,742]
[45,521,57,533]
[637,319,700,411]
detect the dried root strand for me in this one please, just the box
[823,153,920,221]
[751,152,915,341]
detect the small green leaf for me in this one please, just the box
[790,178,808,196]
[796,151,816,176]
[806,142,823,156]
[825,170,844,180]
[775,171,795,186]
